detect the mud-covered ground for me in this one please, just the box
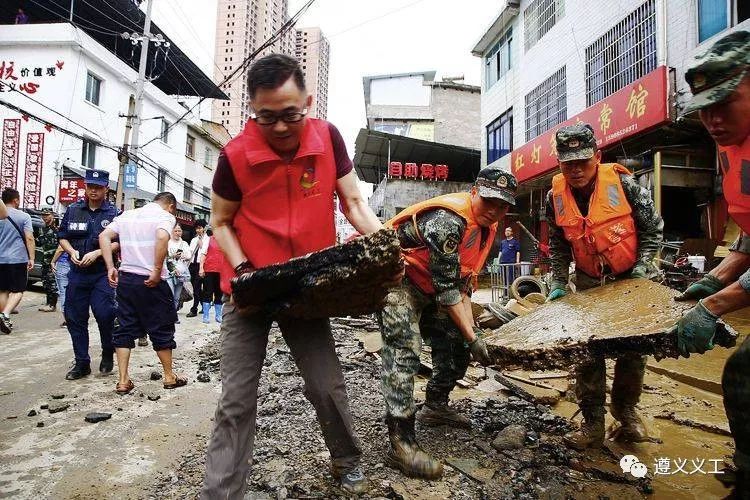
[150,316,649,499]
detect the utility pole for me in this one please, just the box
[116,95,136,209]
[118,0,154,210]
[69,0,75,22]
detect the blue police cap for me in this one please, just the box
[85,169,109,186]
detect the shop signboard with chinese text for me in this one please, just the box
[511,66,670,183]
[59,178,85,203]
[388,162,450,181]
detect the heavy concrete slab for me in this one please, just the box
[231,229,402,319]
[484,279,739,371]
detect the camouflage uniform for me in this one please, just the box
[37,223,59,308]
[682,30,750,481]
[545,142,663,419]
[380,208,479,418]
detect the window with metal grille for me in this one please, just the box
[585,0,656,106]
[524,0,565,51]
[485,28,513,89]
[524,67,567,142]
[157,169,166,192]
[487,109,513,164]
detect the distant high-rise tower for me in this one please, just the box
[294,27,329,120]
[213,0,295,136]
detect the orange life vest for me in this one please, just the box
[718,136,750,234]
[220,118,337,294]
[551,163,638,278]
[387,192,498,295]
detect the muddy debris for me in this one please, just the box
[27,409,36,417]
[39,404,48,410]
[491,424,527,450]
[50,393,65,400]
[230,229,402,319]
[149,316,650,499]
[150,371,163,381]
[197,372,211,383]
[85,412,112,423]
[147,393,161,402]
[36,422,44,428]
[47,401,69,413]
[484,279,739,371]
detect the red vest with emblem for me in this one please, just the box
[718,136,750,234]
[203,236,225,273]
[551,163,638,278]
[220,118,337,294]
[386,192,498,295]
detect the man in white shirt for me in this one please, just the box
[99,192,187,394]
[186,219,207,318]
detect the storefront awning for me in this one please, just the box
[511,66,671,184]
[353,128,481,184]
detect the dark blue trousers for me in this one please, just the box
[64,269,116,363]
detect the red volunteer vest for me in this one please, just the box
[203,236,224,273]
[552,163,638,278]
[718,136,750,234]
[220,118,337,294]
[387,192,498,295]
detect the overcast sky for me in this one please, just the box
[150,0,500,151]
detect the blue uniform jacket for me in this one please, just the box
[58,199,118,275]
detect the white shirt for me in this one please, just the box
[107,202,176,278]
[188,234,206,264]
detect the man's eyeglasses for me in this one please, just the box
[250,108,308,126]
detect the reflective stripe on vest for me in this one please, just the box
[386,192,498,295]
[219,118,337,294]
[719,136,750,234]
[552,163,638,278]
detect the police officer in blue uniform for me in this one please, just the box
[58,169,119,380]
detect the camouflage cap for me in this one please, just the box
[475,166,516,206]
[555,123,597,162]
[684,30,750,114]
[40,206,54,215]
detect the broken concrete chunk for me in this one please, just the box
[230,229,402,319]
[48,402,69,413]
[36,421,44,428]
[27,409,37,417]
[50,394,65,400]
[484,279,739,371]
[147,393,161,402]
[84,412,112,423]
[197,372,211,383]
[150,371,163,381]
[491,424,527,451]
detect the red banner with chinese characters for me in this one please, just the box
[23,132,44,208]
[59,178,85,203]
[1,118,20,191]
[388,161,450,181]
[511,66,670,183]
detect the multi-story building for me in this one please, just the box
[355,71,482,221]
[0,3,224,229]
[183,120,232,225]
[295,27,330,119]
[473,0,750,258]
[213,0,295,136]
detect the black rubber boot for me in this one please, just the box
[65,362,91,380]
[99,351,114,374]
[385,415,443,479]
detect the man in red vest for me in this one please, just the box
[380,166,516,479]
[674,30,750,496]
[201,54,386,498]
[545,123,663,450]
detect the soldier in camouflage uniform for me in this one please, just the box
[379,166,517,479]
[545,123,663,450]
[673,30,750,497]
[37,207,59,312]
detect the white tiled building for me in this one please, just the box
[295,27,330,120]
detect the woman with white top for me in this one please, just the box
[167,224,191,321]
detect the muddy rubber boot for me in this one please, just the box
[564,409,605,450]
[385,415,443,479]
[417,392,471,429]
[610,404,648,443]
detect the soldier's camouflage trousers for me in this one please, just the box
[723,334,750,472]
[378,279,470,418]
[41,264,58,308]
[573,271,646,416]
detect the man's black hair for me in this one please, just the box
[153,192,177,206]
[1,188,19,204]
[247,53,306,99]
[195,219,208,228]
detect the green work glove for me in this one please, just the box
[675,274,724,301]
[469,336,492,366]
[671,300,719,357]
[546,287,567,302]
[630,262,650,279]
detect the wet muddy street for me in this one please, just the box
[1,288,748,499]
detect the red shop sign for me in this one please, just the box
[511,65,670,183]
[59,178,85,203]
